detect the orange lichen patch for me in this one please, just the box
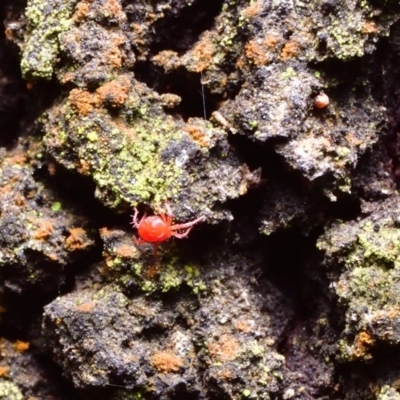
[345,132,363,147]
[234,319,252,333]
[115,243,137,258]
[100,0,123,18]
[33,220,54,240]
[77,159,90,175]
[76,301,96,312]
[183,125,210,147]
[151,351,184,373]
[129,23,146,54]
[387,307,400,319]
[103,251,115,268]
[47,253,59,261]
[10,152,27,165]
[68,89,100,116]
[105,47,123,68]
[374,307,400,321]
[73,0,93,21]
[26,189,37,200]
[217,368,233,380]
[130,23,144,36]
[13,340,30,352]
[0,184,14,196]
[242,0,263,19]
[105,33,126,68]
[65,227,90,251]
[99,227,114,240]
[280,40,300,60]
[242,33,281,67]
[0,366,9,377]
[96,75,131,107]
[0,176,18,195]
[152,50,180,73]
[208,335,239,362]
[14,195,26,207]
[245,40,269,66]
[264,32,281,48]
[5,27,14,41]
[144,263,160,279]
[188,32,216,72]
[235,54,245,69]
[353,331,375,359]
[60,71,76,84]
[362,21,377,34]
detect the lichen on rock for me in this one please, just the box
[318,197,400,360]
[43,72,245,219]
[21,0,78,79]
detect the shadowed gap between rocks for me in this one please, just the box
[131,0,236,120]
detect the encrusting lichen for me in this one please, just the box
[21,0,78,79]
[318,197,400,360]
[45,77,187,209]
[100,227,206,294]
[44,72,244,217]
[0,380,23,400]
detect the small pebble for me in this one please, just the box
[314,93,329,108]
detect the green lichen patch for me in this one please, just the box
[20,0,135,83]
[377,385,400,400]
[323,0,397,61]
[205,335,285,397]
[0,380,23,400]
[239,0,398,63]
[21,0,78,79]
[100,228,206,294]
[45,85,185,209]
[318,197,400,360]
[44,74,245,220]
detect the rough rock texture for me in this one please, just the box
[318,197,400,360]
[43,255,292,399]
[0,144,95,296]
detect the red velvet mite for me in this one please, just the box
[132,203,205,260]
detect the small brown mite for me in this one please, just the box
[314,93,329,109]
